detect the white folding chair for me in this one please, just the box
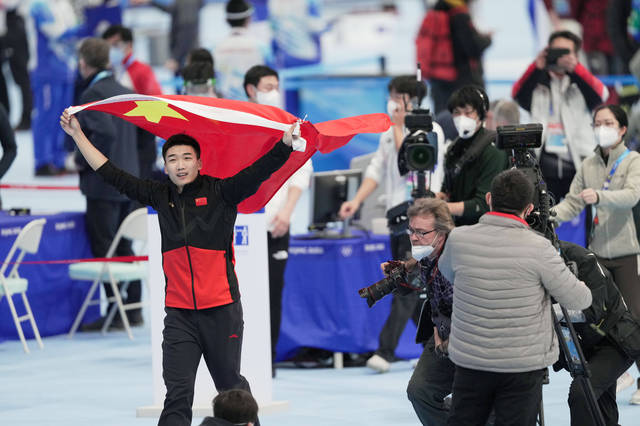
[68,208,148,340]
[0,218,46,354]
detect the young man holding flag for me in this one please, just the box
[60,109,297,426]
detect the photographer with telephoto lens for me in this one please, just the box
[404,198,456,425]
[358,197,455,425]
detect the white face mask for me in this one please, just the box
[411,243,435,261]
[594,126,619,148]
[387,99,399,118]
[453,115,478,139]
[256,89,283,108]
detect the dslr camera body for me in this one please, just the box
[358,260,422,308]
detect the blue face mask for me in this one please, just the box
[109,47,125,70]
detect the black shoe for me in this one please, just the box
[80,317,107,332]
[108,312,143,329]
[14,120,30,131]
[35,164,62,176]
[109,317,125,330]
[127,310,144,327]
[80,316,128,331]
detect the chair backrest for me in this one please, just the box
[0,218,47,278]
[105,208,148,258]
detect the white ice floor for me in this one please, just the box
[1,319,640,426]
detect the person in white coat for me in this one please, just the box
[244,64,313,375]
[215,0,268,100]
[339,75,445,373]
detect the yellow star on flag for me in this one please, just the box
[124,101,188,124]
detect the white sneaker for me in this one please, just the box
[366,354,391,373]
[617,371,635,393]
[631,388,640,405]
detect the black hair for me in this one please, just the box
[593,104,628,129]
[490,169,534,215]
[182,61,214,84]
[227,16,250,27]
[447,85,489,120]
[187,48,214,67]
[162,134,201,160]
[388,75,427,105]
[102,24,133,43]
[213,389,258,424]
[243,65,279,97]
[548,30,582,53]
[226,0,252,27]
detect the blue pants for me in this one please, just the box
[31,76,73,169]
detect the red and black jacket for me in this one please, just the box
[511,61,607,113]
[97,141,292,310]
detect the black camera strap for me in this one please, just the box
[386,200,412,236]
[446,129,497,187]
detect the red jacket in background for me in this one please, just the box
[122,53,163,96]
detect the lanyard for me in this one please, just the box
[601,148,630,190]
[590,148,630,242]
[89,70,111,88]
[123,54,135,70]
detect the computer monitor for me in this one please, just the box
[310,169,362,232]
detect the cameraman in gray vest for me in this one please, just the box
[439,169,592,425]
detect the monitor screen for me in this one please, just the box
[310,169,362,227]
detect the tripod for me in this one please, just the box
[536,305,605,426]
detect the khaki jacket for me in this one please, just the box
[553,142,640,259]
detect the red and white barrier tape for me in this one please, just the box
[0,184,79,191]
[4,255,148,265]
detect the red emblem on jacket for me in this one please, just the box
[195,197,208,206]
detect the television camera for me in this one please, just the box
[496,123,605,426]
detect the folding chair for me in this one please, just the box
[0,218,46,354]
[68,208,148,340]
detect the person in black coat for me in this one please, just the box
[427,0,492,113]
[0,6,32,131]
[0,103,17,209]
[75,38,142,328]
[558,241,640,426]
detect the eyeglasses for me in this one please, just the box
[407,227,436,238]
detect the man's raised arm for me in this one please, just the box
[60,108,160,209]
[60,109,108,170]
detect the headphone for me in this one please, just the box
[474,87,489,117]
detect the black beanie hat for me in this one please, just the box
[226,0,253,20]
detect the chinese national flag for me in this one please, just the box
[68,94,390,213]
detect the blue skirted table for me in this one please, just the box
[277,231,422,362]
[0,211,98,344]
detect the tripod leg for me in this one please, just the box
[537,397,545,426]
[578,376,606,426]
